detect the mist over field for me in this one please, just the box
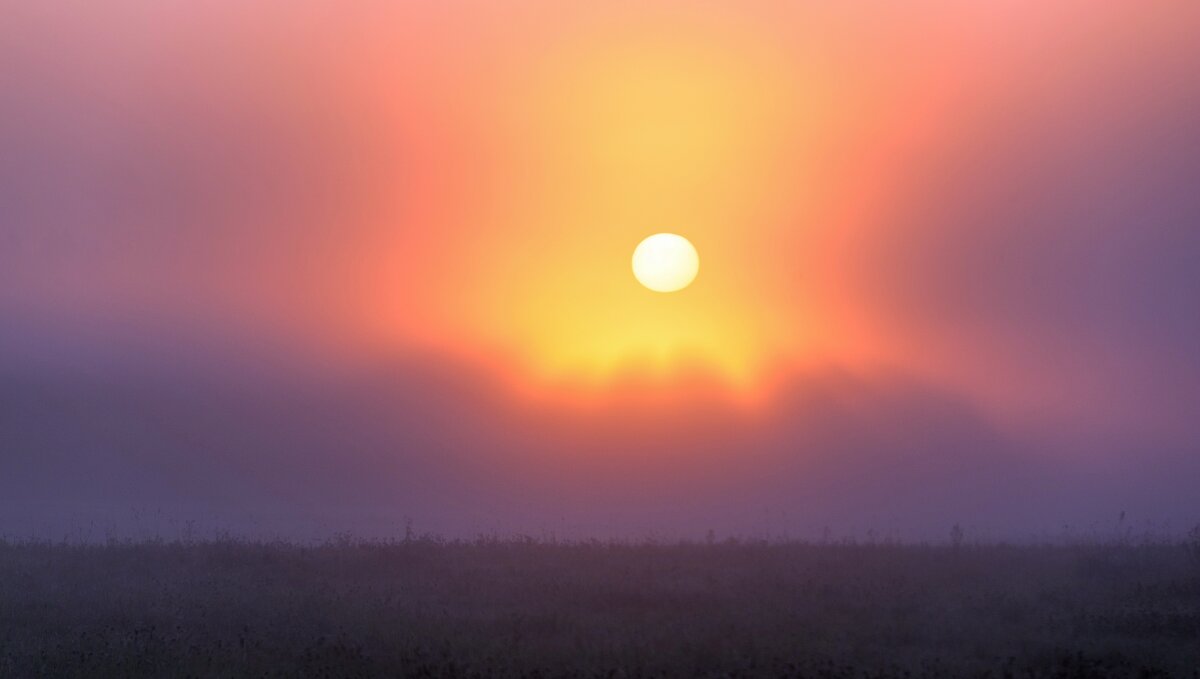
[3,320,1197,544]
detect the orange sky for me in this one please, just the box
[305,2,1031,389]
[3,0,1199,425]
[3,0,1200,539]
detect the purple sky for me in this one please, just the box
[2,2,1199,542]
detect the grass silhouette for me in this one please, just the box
[1,536,1197,677]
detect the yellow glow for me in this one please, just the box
[365,8,842,395]
[632,233,699,292]
[454,25,811,392]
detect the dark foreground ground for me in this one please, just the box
[1,538,1198,678]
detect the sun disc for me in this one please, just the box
[632,233,699,293]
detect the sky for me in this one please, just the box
[2,1,1199,541]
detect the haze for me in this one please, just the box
[3,0,1199,542]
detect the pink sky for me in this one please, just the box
[2,1,1199,540]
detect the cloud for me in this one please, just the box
[848,16,1200,438]
[3,324,1192,542]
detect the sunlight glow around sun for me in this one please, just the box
[632,234,700,293]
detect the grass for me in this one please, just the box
[1,537,1197,677]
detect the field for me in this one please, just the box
[1,538,1198,678]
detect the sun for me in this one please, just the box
[632,234,699,293]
